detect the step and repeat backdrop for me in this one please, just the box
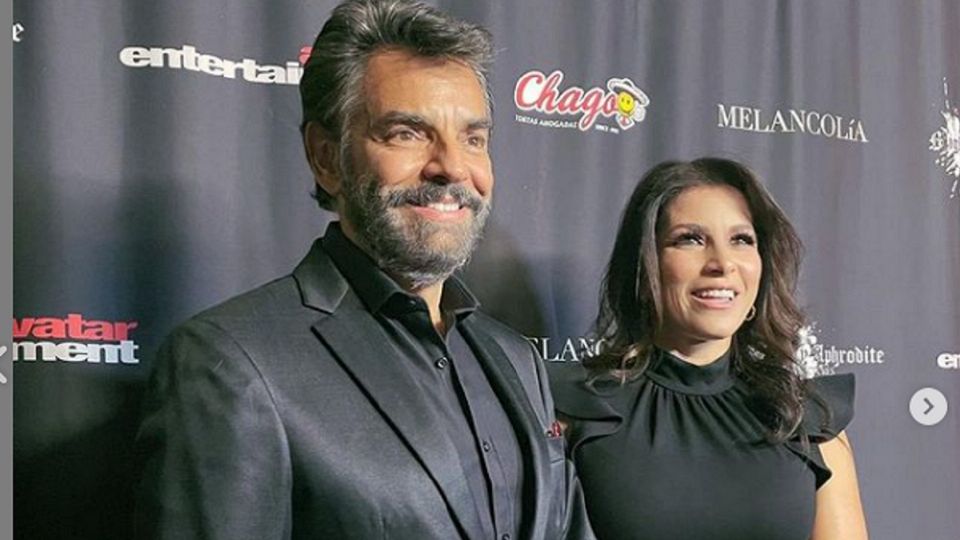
[12,1,960,538]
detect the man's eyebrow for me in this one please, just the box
[368,111,429,131]
[466,118,493,131]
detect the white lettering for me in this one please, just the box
[938,352,960,369]
[13,340,140,364]
[718,103,868,143]
[118,46,151,68]
[118,44,302,85]
[717,104,737,128]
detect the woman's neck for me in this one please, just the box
[653,336,732,366]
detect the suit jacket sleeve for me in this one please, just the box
[134,318,292,540]
[529,344,596,540]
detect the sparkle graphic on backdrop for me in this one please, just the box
[794,322,886,378]
[795,323,831,378]
[929,78,960,198]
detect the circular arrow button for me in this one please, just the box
[909,388,948,426]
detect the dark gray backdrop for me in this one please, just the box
[13,1,960,538]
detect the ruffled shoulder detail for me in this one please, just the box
[785,373,856,489]
[545,362,629,455]
[802,373,856,441]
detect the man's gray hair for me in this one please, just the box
[299,0,494,210]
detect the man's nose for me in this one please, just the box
[422,140,469,184]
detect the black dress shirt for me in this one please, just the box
[323,224,523,540]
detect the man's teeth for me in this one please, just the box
[694,289,735,300]
[425,202,461,212]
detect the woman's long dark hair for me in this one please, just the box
[584,158,807,442]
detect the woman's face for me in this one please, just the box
[655,184,762,358]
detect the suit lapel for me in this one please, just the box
[312,293,486,540]
[458,318,551,540]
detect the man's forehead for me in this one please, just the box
[366,48,474,76]
[360,49,489,123]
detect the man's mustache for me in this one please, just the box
[383,183,486,212]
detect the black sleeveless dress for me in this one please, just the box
[547,348,854,540]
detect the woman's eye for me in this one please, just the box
[673,233,704,246]
[732,233,757,246]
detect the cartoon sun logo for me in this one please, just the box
[617,91,636,116]
[606,78,649,128]
[929,78,960,198]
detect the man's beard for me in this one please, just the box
[340,172,491,290]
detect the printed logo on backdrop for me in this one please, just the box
[928,78,960,198]
[717,103,868,143]
[514,69,650,134]
[12,22,24,43]
[527,336,604,362]
[12,313,140,365]
[938,352,960,370]
[119,44,310,85]
[794,322,885,378]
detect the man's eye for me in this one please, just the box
[385,127,424,143]
[466,134,488,148]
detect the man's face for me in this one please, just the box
[339,49,494,288]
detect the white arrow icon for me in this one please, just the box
[910,387,948,426]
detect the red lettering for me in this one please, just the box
[514,70,545,109]
[32,318,67,339]
[83,321,115,340]
[535,71,564,112]
[602,94,617,115]
[66,313,86,339]
[12,314,139,341]
[113,322,138,341]
[556,86,583,114]
[578,88,605,130]
[12,318,34,339]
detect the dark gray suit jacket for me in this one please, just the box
[135,235,594,539]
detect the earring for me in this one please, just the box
[745,305,757,321]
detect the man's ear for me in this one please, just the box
[303,122,343,200]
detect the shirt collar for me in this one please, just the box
[322,222,479,321]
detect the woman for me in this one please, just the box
[550,158,868,539]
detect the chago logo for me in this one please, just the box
[929,78,960,198]
[794,322,886,378]
[513,69,650,134]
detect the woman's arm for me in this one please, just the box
[811,430,868,540]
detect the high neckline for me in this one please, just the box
[644,347,735,395]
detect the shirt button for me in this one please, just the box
[500,534,511,540]
[435,357,449,369]
[481,440,492,452]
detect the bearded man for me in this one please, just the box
[134,1,593,539]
